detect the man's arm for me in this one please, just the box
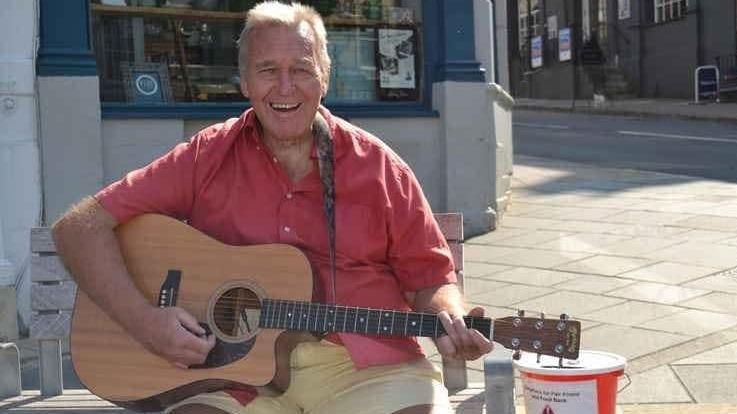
[413,283,492,361]
[52,197,214,367]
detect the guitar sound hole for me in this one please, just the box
[212,287,261,342]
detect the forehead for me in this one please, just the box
[247,23,318,64]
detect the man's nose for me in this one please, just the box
[278,70,295,95]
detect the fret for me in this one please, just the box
[390,310,396,335]
[322,303,328,332]
[332,306,338,331]
[327,307,335,331]
[287,301,296,330]
[406,312,421,336]
[277,300,284,329]
[419,313,424,336]
[296,301,303,331]
[368,309,381,334]
[262,300,271,328]
[421,313,436,337]
[309,302,320,332]
[342,306,348,332]
[379,311,392,335]
[434,315,439,338]
[402,311,409,336]
[347,306,358,334]
[358,308,369,334]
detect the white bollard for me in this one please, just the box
[0,342,21,398]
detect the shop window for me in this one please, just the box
[654,0,688,23]
[90,0,423,104]
[517,0,542,50]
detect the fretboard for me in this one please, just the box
[258,299,492,339]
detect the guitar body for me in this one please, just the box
[70,214,315,411]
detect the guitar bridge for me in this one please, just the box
[158,270,182,308]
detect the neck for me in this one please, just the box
[261,132,314,183]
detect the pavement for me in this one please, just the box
[514,97,737,123]
[4,99,737,413]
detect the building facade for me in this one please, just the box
[508,0,737,99]
[0,0,513,336]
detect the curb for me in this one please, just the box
[514,103,737,124]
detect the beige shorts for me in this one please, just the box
[166,340,450,414]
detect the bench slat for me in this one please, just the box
[32,282,77,312]
[30,311,72,340]
[31,228,56,254]
[435,213,463,241]
[31,255,71,282]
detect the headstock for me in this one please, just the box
[492,312,581,360]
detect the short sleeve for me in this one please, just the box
[386,164,456,292]
[95,139,197,224]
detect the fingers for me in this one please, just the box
[137,307,215,369]
[436,309,493,361]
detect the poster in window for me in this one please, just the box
[618,0,631,19]
[121,62,172,103]
[531,36,543,68]
[377,28,418,100]
[559,28,572,61]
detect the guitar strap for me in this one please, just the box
[312,113,337,306]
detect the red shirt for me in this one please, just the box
[96,106,456,369]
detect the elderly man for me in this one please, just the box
[52,2,492,413]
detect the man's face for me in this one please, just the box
[241,24,326,144]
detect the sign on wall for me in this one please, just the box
[618,0,631,19]
[547,15,558,39]
[694,65,720,103]
[531,36,543,68]
[559,28,572,62]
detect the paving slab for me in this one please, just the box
[645,242,737,268]
[671,216,737,233]
[482,248,592,268]
[537,233,633,253]
[580,301,685,326]
[617,365,693,404]
[639,309,737,336]
[599,211,696,226]
[672,364,737,403]
[673,341,737,365]
[553,274,636,294]
[619,262,720,285]
[580,325,691,360]
[667,229,737,243]
[513,291,626,317]
[465,244,530,262]
[466,284,554,307]
[680,292,737,314]
[607,282,710,305]
[596,237,684,256]
[479,267,581,286]
[463,278,510,296]
[490,230,573,248]
[466,227,531,244]
[555,255,655,276]
[683,273,737,294]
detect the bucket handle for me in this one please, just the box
[618,372,632,393]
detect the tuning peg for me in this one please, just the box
[560,313,569,320]
[513,350,521,360]
[517,309,525,317]
[558,356,564,367]
[537,353,542,363]
[540,311,545,319]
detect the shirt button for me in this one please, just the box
[283,226,291,233]
[286,193,293,199]
[272,157,278,163]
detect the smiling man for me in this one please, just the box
[51,2,491,414]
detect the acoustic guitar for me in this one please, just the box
[70,214,581,411]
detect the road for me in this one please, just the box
[513,110,737,183]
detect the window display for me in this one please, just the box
[90,0,423,104]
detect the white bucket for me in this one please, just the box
[514,350,626,414]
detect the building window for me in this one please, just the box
[90,0,423,104]
[517,0,542,50]
[654,0,688,23]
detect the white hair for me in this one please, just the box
[237,1,331,94]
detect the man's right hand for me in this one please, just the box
[135,306,216,369]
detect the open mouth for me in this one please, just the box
[270,102,301,112]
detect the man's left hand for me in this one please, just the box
[435,306,493,361]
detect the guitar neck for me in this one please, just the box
[259,299,492,339]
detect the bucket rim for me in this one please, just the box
[513,350,626,376]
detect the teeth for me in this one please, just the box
[271,103,299,110]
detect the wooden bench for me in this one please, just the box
[716,54,737,96]
[27,212,469,397]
